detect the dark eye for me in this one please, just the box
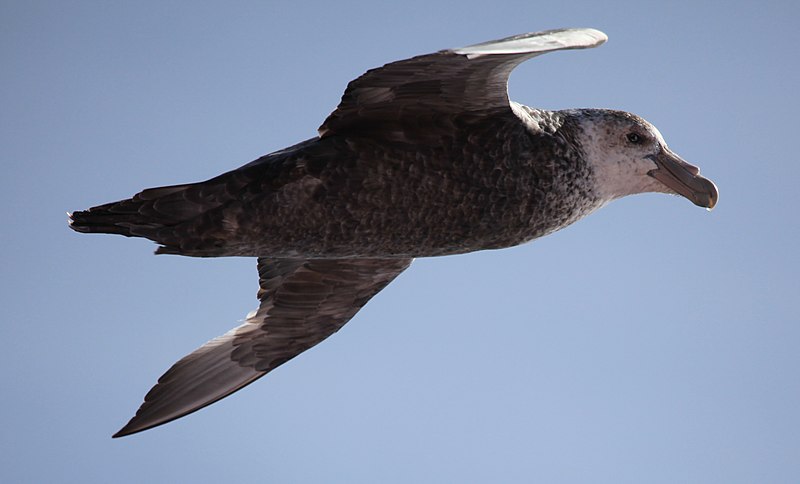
[626,132,642,144]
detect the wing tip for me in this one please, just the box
[112,424,136,439]
[452,27,608,58]
[110,408,191,439]
[112,409,172,438]
[112,416,151,438]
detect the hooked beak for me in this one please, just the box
[647,149,718,209]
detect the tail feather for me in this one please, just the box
[69,183,202,239]
[69,155,279,256]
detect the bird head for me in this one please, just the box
[569,109,718,209]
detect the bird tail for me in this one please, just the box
[69,183,200,242]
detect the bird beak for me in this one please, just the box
[647,148,718,209]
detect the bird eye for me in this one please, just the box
[626,132,642,144]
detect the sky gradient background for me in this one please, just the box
[2,1,799,482]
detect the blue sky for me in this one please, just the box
[2,1,798,482]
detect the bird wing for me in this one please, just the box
[318,28,607,137]
[113,257,412,437]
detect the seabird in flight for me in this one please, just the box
[69,28,718,437]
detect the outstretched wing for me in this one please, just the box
[113,257,412,437]
[318,28,607,137]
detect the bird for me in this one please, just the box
[69,28,718,438]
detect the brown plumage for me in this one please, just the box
[69,28,717,437]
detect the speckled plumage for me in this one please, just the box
[82,109,594,258]
[69,28,718,437]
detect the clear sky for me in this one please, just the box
[2,1,798,482]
